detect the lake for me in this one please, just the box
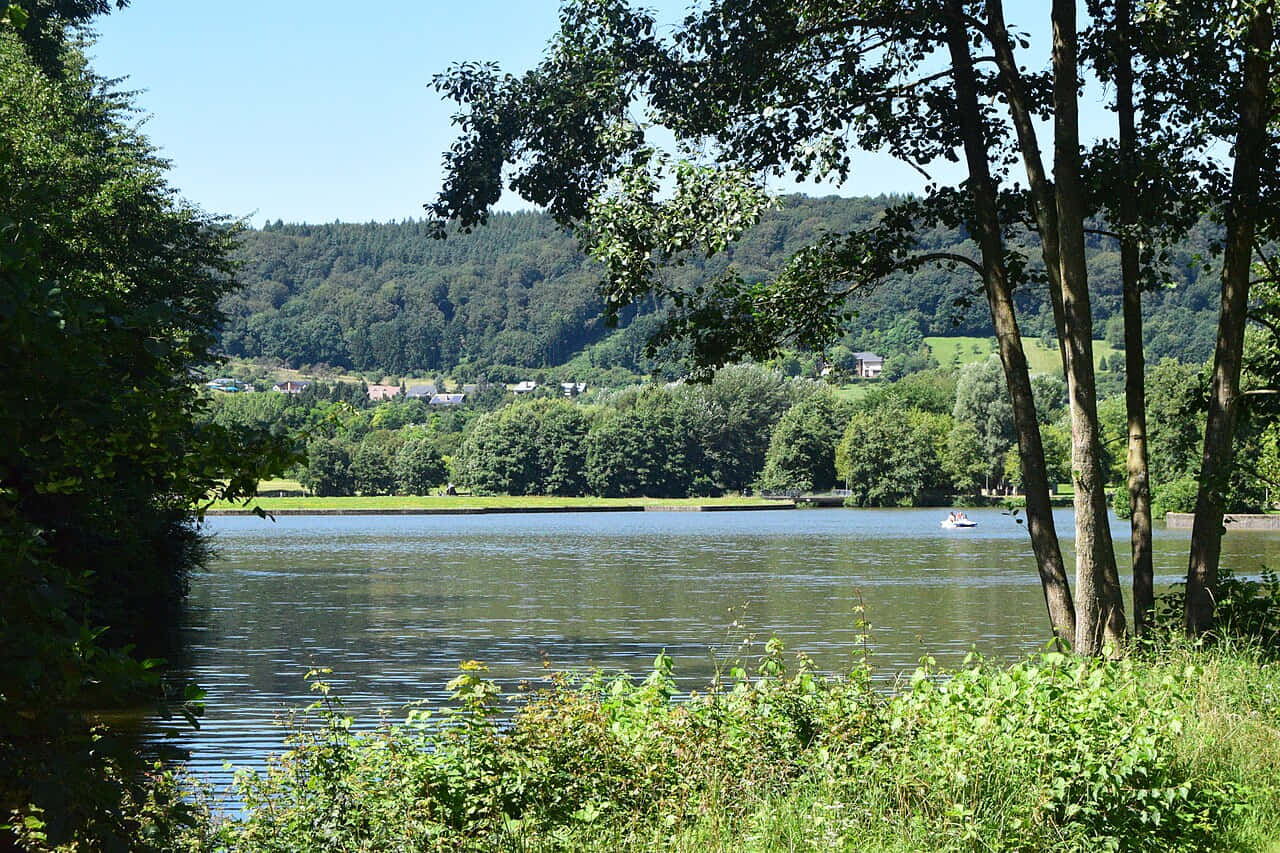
[151,507,1280,788]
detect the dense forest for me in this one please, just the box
[223,196,1225,378]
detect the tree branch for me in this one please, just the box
[910,251,984,275]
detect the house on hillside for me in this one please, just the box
[206,377,243,392]
[368,384,401,401]
[272,380,310,394]
[512,380,537,394]
[429,393,466,406]
[853,351,884,378]
[406,383,438,399]
[560,382,587,397]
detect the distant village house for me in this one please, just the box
[272,380,310,394]
[368,384,401,401]
[512,380,538,394]
[405,383,439,399]
[853,351,884,379]
[429,393,466,406]
[560,382,587,397]
[206,377,245,392]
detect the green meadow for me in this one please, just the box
[924,335,1123,375]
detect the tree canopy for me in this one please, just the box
[1,26,294,846]
[427,0,1280,645]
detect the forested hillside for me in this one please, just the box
[223,195,1223,377]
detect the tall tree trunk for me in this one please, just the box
[1186,9,1274,635]
[986,0,1070,378]
[1114,0,1155,636]
[1052,0,1127,654]
[946,0,1076,645]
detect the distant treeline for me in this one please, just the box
[223,197,1224,378]
[203,361,1271,514]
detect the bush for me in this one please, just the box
[1156,566,1280,652]
[166,641,1279,852]
[1152,476,1201,519]
[1113,483,1131,518]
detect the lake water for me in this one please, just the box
[151,507,1280,788]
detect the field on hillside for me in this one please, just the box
[924,336,1121,375]
[833,383,873,402]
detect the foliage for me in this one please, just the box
[757,390,851,493]
[667,364,801,492]
[0,30,295,849]
[862,367,959,416]
[156,641,1280,852]
[1155,566,1280,653]
[1152,476,1207,520]
[453,366,796,498]
[1005,424,1073,492]
[301,438,353,497]
[1144,359,1207,486]
[395,436,447,496]
[457,404,542,496]
[350,431,402,496]
[223,203,1226,379]
[1112,480,1132,519]
[952,356,1016,480]
[584,389,704,498]
[456,399,591,496]
[941,422,990,495]
[835,404,947,506]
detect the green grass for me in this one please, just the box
[925,335,1122,376]
[254,478,305,493]
[210,494,781,512]
[832,383,872,402]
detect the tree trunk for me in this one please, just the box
[1113,0,1155,636]
[1052,0,1127,654]
[1186,10,1274,635]
[946,1,1076,645]
[986,0,1070,378]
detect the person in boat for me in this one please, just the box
[956,511,969,521]
[948,511,957,523]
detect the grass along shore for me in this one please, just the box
[206,493,789,513]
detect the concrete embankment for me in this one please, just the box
[1166,512,1280,530]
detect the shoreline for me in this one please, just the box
[1165,512,1280,531]
[203,501,798,517]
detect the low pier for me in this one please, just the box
[1165,512,1280,531]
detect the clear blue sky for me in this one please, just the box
[88,1,1089,228]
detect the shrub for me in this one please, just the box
[1156,566,1280,652]
[172,642,1274,852]
[1152,476,1201,519]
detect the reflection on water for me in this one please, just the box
[150,507,1280,788]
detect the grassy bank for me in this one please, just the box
[924,335,1121,375]
[207,494,786,513]
[144,639,1280,852]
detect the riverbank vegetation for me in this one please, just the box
[208,494,780,512]
[142,622,1280,852]
[0,16,294,849]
